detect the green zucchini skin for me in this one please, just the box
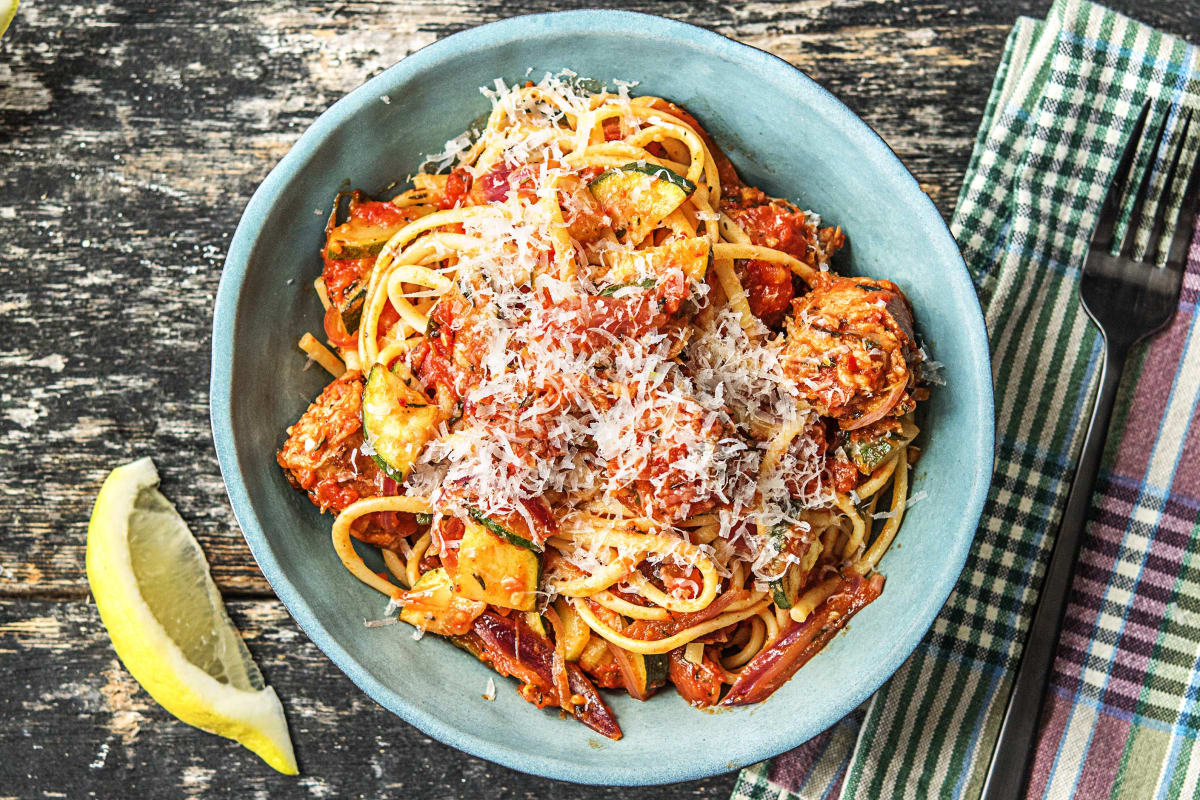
[453,521,542,611]
[598,277,656,296]
[587,162,695,244]
[361,363,440,482]
[588,162,697,195]
[465,505,541,552]
[628,652,669,696]
[766,522,795,609]
[644,654,668,690]
[337,284,366,334]
[327,239,388,260]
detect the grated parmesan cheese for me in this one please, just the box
[396,72,877,587]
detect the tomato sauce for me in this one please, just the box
[439,167,473,209]
[742,258,794,327]
[731,202,813,261]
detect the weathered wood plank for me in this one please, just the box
[0,597,738,798]
[0,0,1022,597]
[2,0,1198,796]
[2,1,1196,597]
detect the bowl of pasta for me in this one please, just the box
[211,10,993,785]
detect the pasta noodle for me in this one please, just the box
[274,73,933,737]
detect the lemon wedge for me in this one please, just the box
[86,457,298,774]
[0,0,17,40]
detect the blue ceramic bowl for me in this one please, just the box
[212,10,993,785]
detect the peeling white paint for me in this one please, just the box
[88,741,110,769]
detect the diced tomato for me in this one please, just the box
[374,511,417,540]
[352,199,413,228]
[659,563,702,600]
[374,301,401,349]
[433,516,465,574]
[732,202,812,260]
[668,648,724,707]
[323,305,357,349]
[312,477,363,511]
[439,167,473,209]
[742,259,795,327]
[321,256,372,306]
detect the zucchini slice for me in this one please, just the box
[553,597,591,661]
[337,284,366,334]
[771,581,793,609]
[524,612,549,638]
[361,363,441,481]
[843,419,918,475]
[465,505,540,552]
[766,522,795,609]
[629,653,669,695]
[325,200,425,260]
[767,526,823,609]
[399,568,486,636]
[845,437,897,474]
[578,634,613,673]
[588,163,695,244]
[453,520,541,612]
[602,237,711,286]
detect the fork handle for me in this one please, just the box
[979,339,1128,800]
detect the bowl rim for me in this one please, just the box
[211,8,995,786]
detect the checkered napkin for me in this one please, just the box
[732,2,1200,799]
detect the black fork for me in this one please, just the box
[979,104,1198,800]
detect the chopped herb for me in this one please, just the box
[572,77,606,94]
[415,512,433,526]
[599,277,656,296]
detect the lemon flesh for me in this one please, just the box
[86,457,298,774]
[0,0,17,40]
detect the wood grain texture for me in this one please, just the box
[1,1,1196,797]
[0,597,738,799]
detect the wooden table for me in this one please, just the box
[2,1,1196,797]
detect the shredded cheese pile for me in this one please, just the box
[400,71,834,584]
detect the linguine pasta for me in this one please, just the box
[276,73,933,738]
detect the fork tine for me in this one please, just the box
[1093,101,1152,250]
[1146,109,1195,264]
[1123,110,1172,260]
[1163,116,1200,270]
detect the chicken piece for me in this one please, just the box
[277,372,392,536]
[782,275,916,429]
[722,187,846,328]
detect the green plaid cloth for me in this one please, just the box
[733,2,1200,799]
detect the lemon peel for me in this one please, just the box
[86,457,298,774]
